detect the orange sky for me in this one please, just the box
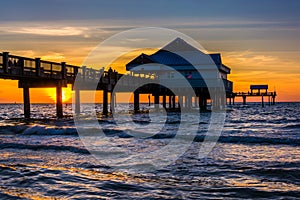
[0,48,298,104]
[0,21,299,103]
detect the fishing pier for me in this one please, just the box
[0,51,154,118]
[0,39,277,118]
[229,85,277,107]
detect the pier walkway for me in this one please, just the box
[229,85,276,107]
[0,52,155,118]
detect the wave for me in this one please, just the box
[195,135,300,146]
[0,134,298,155]
[0,143,89,154]
[281,124,300,129]
[1,123,299,147]
[0,125,78,135]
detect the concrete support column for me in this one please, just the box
[75,89,80,115]
[56,86,63,118]
[212,91,218,109]
[199,97,207,112]
[195,96,198,107]
[23,87,30,118]
[154,95,159,110]
[103,89,108,115]
[272,96,276,105]
[193,96,197,107]
[242,96,246,105]
[187,95,192,109]
[162,95,166,108]
[172,96,176,109]
[169,96,172,108]
[178,96,183,108]
[148,95,151,106]
[221,93,226,110]
[184,96,188,108]
[134,91,140,113]
[111,92,115,113]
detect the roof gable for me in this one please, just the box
[126,53,156,68]
[126,38,231,73]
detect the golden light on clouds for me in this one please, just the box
[223,51,300,102]
[0,19,299,102]
[108,48,158,73]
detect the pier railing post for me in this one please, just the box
[74,66,78,78]
[23,87,30,118]
[82,66,86,80]
[35,58,41,77]
[19,58,24,76]
[61,62,66,79]
[3,52,9,74]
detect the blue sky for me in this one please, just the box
[0,0,299,22]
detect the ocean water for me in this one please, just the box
[0,103,299,199]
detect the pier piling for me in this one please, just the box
[103,89,108,115]
[154,95,159,110]
[23,87,30,118]
[75,89,80,115]
[56,86,63,118]
[134,91,140,113]
[162,95,166,108]
[242,95,246,105]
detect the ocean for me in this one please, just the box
[0,102,299,199]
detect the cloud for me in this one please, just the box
[3,26,89,36]
[41,52,66,61]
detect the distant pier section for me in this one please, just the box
[230,85,276,107]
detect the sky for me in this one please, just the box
[0,0,299,103]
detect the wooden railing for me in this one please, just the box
[0,52,157,88]
[233,91,276,96]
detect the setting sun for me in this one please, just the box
[46,85,72,103]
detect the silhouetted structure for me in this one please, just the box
[0,39,276,118]
[0,51,152,118]
[126,38,233,112]
[229,85,276,107]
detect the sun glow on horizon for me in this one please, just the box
[46,85,73,103]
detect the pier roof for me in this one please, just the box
[126,38,230,73]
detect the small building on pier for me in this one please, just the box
[126,38,233,110]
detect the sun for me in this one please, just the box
[46,85,72,103]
